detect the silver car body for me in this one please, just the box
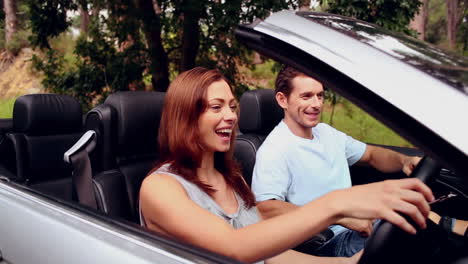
[0,180,224,264]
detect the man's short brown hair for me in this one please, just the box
[275,66,306,97]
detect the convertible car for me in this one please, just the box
[0,10,467,264]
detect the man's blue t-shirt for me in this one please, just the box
[252,121,366,206]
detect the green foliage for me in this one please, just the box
[241,59,278,90]
[314,1,425,144]
[425,0,468,54]
[249,60,277,80]
[426,0,447,45]
[0,3,4,21]
[0,1,31,54]
[6,29,31,55]
[27,0,77,49]
[319,0,421,35]
[0,98,16,119]
[179,0,297,96]
[27,0,298,109]
[31,26,147,111]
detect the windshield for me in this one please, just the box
[298,12,468,96]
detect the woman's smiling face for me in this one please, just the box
[197,80,238,153]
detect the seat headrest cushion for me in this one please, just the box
[239,89,284,135]
[104,91,165,155]
[13,94,83,135]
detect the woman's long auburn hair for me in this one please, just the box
[154,67,255,208]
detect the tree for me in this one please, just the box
[299,0,310,11]
[447,0,459,49]
[425,0,467,52]
[79,7,89,34]
[446,0,467,49]
[319,0,422,35]
[4,0,17,57]
[136,0,169,91]
[28,0,297,108]
[0,1,5,50]
[410,0,429,40]
[317,0,423,124]
[179,0,203,72]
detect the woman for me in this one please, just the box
[139,67,434,263]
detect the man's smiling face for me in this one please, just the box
[278,75,324,137]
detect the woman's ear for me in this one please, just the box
[275,92,288,110]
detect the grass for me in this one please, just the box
[0,98,15,119]
[241,59,278,90]
[321,100,412,147]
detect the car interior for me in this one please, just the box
[3,94,83,201]
[1,82,467,263]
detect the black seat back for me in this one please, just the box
[86,91,165,222]
[234,89,283,185]
[0,118,15,178]
[8,94,83,200]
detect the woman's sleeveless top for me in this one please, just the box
[139,164,264,263]
[140,164,261,228]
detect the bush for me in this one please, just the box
[0,98,16,118]
[6,29,32,56]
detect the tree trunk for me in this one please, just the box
[91,0,101,17]
[410,0,428,40]
[151,0,161,14]
[299,0,311,11]
[4,0,17,47]
[137,0,169,92]
[252,52,263,64]
[80,7,90,34]
[179,0,202,72]
[446,0,459,49]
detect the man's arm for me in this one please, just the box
[256,199,299,219]
[357,145,421,176]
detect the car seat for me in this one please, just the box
[85,91,165,222]
[234,88,283,186]
[7,94,83,201]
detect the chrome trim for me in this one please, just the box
[64,130,97,163]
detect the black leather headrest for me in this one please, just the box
[104,91,165,157]
[239,89,283,135]
[13,94,82,136]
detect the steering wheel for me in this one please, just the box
[357,156,442,264]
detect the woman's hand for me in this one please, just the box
[329,178,434,234]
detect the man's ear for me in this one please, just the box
[276,92,288,109]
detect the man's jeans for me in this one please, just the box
[314,221,380,257]
[314,228,367,257]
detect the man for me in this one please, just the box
[251,66,421,257]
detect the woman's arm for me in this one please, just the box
[140,174,433,263]
[140,173,340,262]
[266,249,362,264]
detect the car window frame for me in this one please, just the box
[235,24,468,177]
